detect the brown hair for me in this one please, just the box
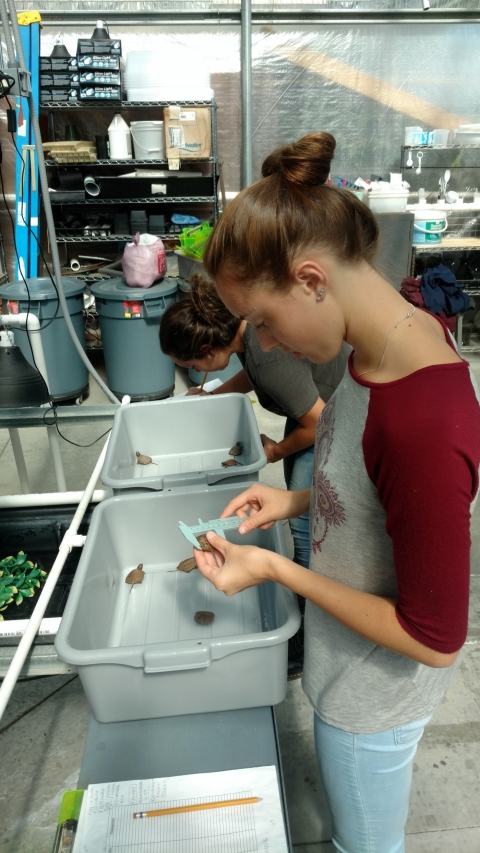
[203,132,379,290]
[159,274,241,361]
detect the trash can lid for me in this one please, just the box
[2,276,86,301]
[89,277,178,300]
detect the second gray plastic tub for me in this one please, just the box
[101,394,267,491]
[55,483,300,722]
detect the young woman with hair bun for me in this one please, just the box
[190,132,480,852]
[160,275,349,676]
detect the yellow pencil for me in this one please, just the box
[199,371,209,392]
[133,796,261,819]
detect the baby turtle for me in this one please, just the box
[196,534,214,552]
[194,610,215,626]
[136,451,153,465]
[125,564,145,589]
[177,557,197,573]
[221,458,239,468]
[229,442,243,457]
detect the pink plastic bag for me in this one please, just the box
[122,233,167,288]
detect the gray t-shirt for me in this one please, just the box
[237,323,350,419]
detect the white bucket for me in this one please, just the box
[130,121,165,160]
[413,208,448,244]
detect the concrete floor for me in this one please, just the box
[0,358,479,852]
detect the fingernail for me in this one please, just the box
[238,524,246,534]
[206,530,216,540]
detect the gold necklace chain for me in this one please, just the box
[357,306,416,377]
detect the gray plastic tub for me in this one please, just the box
[1,277,88,402]
[101,394,267,491]
[55,483,300,722]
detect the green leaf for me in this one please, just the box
[15,593,23,605]
[39,571,47,578]
[26,569,40,579]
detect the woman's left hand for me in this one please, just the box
[261,433,282,463]
[194,532,271,595]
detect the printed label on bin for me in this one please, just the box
[7,300,19,314]
[179,111,196,122]
[151,184,167,196]
[124,300,142,318]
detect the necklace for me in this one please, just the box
[357,306,416,377]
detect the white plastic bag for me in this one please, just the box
[122,232,167,288]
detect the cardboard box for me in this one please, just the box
[79,85,123,100]
[40,87,80,104]
[77,54,123,71]
[40,72,80,87]
[77,38,121,56]
[79,70,121,85]
[164,107,211,164]
[40,56,78,72]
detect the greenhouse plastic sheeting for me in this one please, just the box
[35,22,480,198]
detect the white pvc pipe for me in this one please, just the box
[8,428,31,493]
[0,489,107,509]
[0,436,110,722]
[0,313,49,387]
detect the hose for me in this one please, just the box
[3,0,119,405]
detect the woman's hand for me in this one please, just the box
[261,433,282,463]
[194,534,271,595]
[186,387,209,396]
[219,483,310,534]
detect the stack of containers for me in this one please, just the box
[76,29,125,100]
[124,49,212,102]
[55,395,301,723]
[39,43,79,103]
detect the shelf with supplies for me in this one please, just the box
[40,99,215,110]
[49,196,216,206]
[38,95,219,274]
[45,158,214,167]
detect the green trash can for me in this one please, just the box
[90,277,178,401]
[1,277,89,402]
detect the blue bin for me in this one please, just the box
[2,277,88,402]
[90,277,178,401]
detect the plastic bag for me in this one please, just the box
[122,232,167,288]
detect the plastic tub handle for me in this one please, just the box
[413,220,448,234]
[144,641,211,673]
[144,297,168,317]
[162,471,208,488]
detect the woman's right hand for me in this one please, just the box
[220,484,310,534]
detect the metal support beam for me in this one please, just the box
[241,0,253,188]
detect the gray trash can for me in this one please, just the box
[90,277,178,401]
[1,277,88,402]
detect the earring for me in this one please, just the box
[316,288,325,302]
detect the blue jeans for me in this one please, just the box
[314,713,432,853]
[283,417,314,569]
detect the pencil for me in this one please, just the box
[199,371,209,392]
[133,796,262,819]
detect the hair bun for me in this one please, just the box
[261,132,336,186]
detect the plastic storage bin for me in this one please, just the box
[1,277,88,402]
[90,277,177,401]
[55,483,300,722]
[101,393,267,490]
